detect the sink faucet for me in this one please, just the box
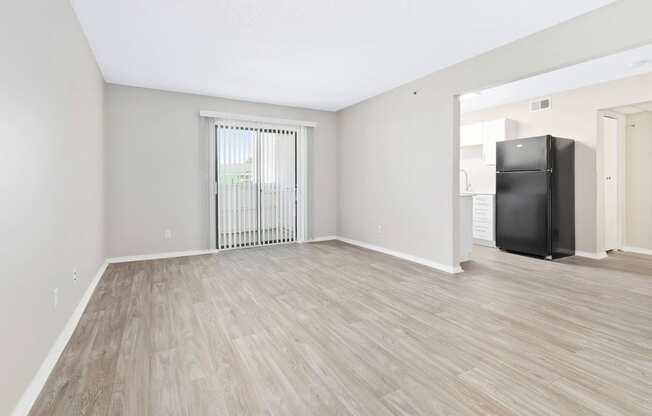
[460,169,471,192]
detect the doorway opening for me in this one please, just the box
[455,43,652,265]
[600,101,652,255]
[598,112,625,252]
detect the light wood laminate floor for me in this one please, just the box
[30,241,652,415]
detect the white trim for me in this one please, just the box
[11,260,109,416]
[452,94,462,269]
[575,250,608,259]
[615,112,627,251]
[473,239,496,248]
[108,239,467,276]
[296,127,309,242]
[199,111,317,127]
[622,246,652,256]
[336,236,463,274]
[108,249,218,264]
[306,235,337,242]
[208,118,217,250]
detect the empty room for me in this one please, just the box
[2,1,651,415]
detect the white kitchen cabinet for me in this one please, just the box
[482,118,517,165]
[460,123,483,147]
[460,118,517,165]
[473,194,495,246]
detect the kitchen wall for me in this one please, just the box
[0,1,105,414]
[625,111,652,251]
[105,84,337,257]
[461,72,652,254]
[337,0,652,269]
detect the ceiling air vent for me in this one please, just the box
[530,97,551,112]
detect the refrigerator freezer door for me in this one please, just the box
[496,136,549,172]
[496,171,550,257]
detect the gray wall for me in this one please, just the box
[336,0,652,269]
[461,72,652,254]
[626,111,652,250]
[105,84,337,257]
[0,1,105,414]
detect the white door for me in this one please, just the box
[602,115,619,250]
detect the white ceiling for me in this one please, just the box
[609,101,652,114]
[72,0,616,111]
[461,43,652,113]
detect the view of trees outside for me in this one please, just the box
[217,127,292,185]
[219,128,255,185]
[216,125,297,245]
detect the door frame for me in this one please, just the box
[597,110,627,252]
[206,115,311,250]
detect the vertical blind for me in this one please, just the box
[215,119,307,249]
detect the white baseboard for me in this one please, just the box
[306,235,337,242]
[622,246,652,256]
[336,236,462,274]
[108,238,463,275]
[575,250,608,259]
[108,249,218,264]
[12,260,109,416]
[107,240,344,263]
[473,239,496,248]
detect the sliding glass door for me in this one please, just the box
[216,123,297,249]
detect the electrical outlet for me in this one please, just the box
[72,268,79,283]
[53,288,59,309]
[164,229,172,240]
[377,225,383,233]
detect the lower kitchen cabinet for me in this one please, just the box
[473,194,495,246]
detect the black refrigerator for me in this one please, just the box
[495,135,575,259]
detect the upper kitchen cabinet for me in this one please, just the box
[460,123,484,146]
[482,118,517,165]
[460,118,517,165]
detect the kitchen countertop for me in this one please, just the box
[459,192,495,196]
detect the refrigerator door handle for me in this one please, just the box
[497,169,552,173]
